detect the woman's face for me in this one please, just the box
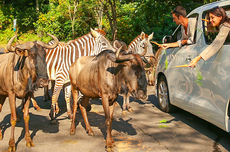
[209,13,222,27]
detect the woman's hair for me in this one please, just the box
[208,6,230,25]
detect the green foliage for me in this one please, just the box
[159,119,167,123]
[164,49,168,69]
[158,125,168,128]
[195,67,203,86]
[0,0,218,45]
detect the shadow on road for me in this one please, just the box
[148,93,230,152]
[0,107,60,148]
[75,111,137,140]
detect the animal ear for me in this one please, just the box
[141,32,145,40]
[91,28,99,38]
[107,54,116,62]
[16,49,28,57]
[148,32,154,41]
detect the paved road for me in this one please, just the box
[0,85,230,152]
[0,47,230,152]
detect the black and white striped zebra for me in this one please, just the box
[34,28,116,124]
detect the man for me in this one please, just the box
[161,6,197,49]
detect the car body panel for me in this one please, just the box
[155,0,230,132]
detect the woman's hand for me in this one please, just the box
[189,56,202,68]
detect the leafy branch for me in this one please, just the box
[195,67,203,86]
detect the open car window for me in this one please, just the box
[171,14,198,44]
[202,6,230,45]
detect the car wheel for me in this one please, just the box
[157,76,177,113]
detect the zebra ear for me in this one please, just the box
[141,32,145,40]
[148,32,154,41]
[91,28,99,38]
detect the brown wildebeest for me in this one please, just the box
[69,46,148,151]
[112,32,155,115]
[0,34,59,151]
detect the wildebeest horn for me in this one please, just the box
[116,47,134,61]
[139,44,147,57]
[6,35,17,52]
[36,33,59,49]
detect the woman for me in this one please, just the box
[189,6,230,68]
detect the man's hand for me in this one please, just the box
[181,40,188,45]
[160,44,170,49]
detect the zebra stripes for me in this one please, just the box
[128,32,154,55]
[44,28,116,123]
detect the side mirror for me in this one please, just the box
[162,35,172,43]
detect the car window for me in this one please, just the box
[202,6,230,45]
[171,14,198,44]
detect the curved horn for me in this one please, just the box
[116,47,133,61]
[139,44,147,57]
[37,33,59,49]
[6,35,17,52]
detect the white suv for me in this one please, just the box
[155,0,230,132]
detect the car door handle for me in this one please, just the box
[186,56,191,63]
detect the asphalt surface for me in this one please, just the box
[0,47,230,152]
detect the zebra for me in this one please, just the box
[113,32,154,115]
[32,28,116,124]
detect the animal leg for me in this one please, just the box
[0,96,6,140]
[49,81,63,124]
[102,94,115,151]
[8,92,17,152]
[126,94,133,112]
[0,125,2,140]
[50,80,55,96]
[23,94,34,148]
[31,94,41,111]
[70,85,79,135]
[122,96,127,116]
[79,96,94,136]
[64,84,73,120]
[43,85,51,101]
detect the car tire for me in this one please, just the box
[157,76,177,113]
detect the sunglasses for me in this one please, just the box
[173,8,183,16]
[213,6,222,14]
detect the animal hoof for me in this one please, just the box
[106,147,114,152]
[122,110,127,115]
[50,119,58,125]
[36,107,42,111]
[26,141,35,147]
[128,107,133,112]
[70,130,76,135]
[8,146,16,152]
[88,132,95,136]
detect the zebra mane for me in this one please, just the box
[47,29,106,46]
[128,33,148,48]
[94,29,106,36]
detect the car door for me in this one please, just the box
[166,15,198,113]
[190,8,230,130]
